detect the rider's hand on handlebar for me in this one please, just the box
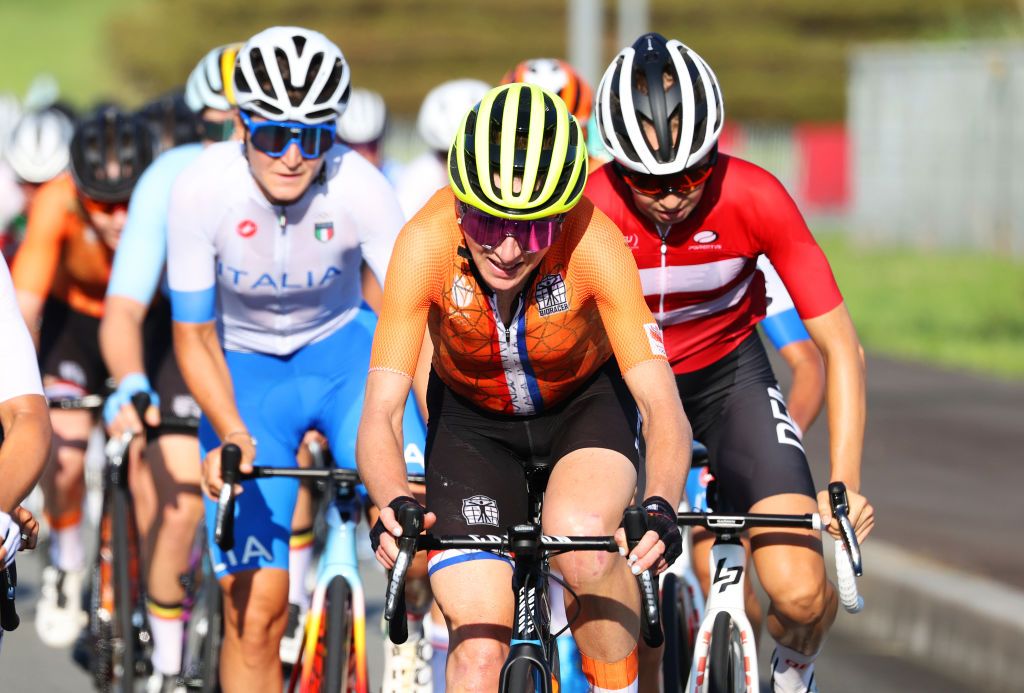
[817,486,874,544]
[615,497,683,576]
[370,497,435,571]
[202,437,256,501]
[0,509,24,568]
[11,507,38,551]
[103,373,161,437]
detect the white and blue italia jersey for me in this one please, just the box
[167,141,404,355]
[108,143,203,305]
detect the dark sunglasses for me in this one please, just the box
[239,111,336,159]
[457,203,564,254]
[80,196,128,216]
[200,118,236,142]
[615,150,717,197]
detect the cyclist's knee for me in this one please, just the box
[768,576,831,627]
[159,489,203,539]
[548,512,620,586]
[447,636,507,685]
[222,570,290,659]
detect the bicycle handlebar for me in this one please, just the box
[674,481,864,614]
[384,504,424,644]
[0,565,19,632]
[623,506,663,648]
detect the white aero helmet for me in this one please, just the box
[336,88,387,144]
[416,78,490,152]
[185,43,243,113]
[596,33,723,175]
[5,109,74,183]
[233,26,351,124]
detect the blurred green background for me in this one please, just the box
[0,0,1020,118]
[1,0,1021,378]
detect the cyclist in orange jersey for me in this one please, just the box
[12,106,154,647]
[358,84,691,692]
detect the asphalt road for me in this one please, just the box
[4,349,1019,691]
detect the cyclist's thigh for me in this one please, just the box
[39,298,108,399]
[148,434,202,489]
[748,493,826,599]
[430,557,514,642]
[201,351,311,579]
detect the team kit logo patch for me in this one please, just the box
[462,495,499,526]
[314,221,334,242]
[535,274,569,316]
[644,322,667,357]
[237,219,257,238]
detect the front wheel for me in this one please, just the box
[317,577,354,687]
[661,573,696,691]
[708,612,745,693]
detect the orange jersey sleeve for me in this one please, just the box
[11,175,71,301]
[567,202,667,373]
[368,189,455,378]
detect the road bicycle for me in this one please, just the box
[383,462,662,693]
[215,443,426,692]
[669,481,864,693]
[178,525,222,692]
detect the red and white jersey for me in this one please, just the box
[585,154,842,373]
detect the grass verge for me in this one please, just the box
[816,232,1024,379]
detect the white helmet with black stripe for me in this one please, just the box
[185,43,243,113]
[233,26,351,124]
[596,33,723,175]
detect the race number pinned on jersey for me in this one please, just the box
[644,322,667,357]
[314,221,334,243]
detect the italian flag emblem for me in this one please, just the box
[314,222,334,242]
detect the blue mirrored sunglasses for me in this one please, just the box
[239,111,336,159]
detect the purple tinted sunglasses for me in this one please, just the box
[457,204,565,253]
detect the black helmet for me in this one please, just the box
[136,90,201,154]
[69,106,155,203]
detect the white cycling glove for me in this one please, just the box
[0,510,21,569]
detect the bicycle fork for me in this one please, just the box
[688,538,757,693]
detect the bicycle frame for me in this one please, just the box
[298,486,368,693]
[687,537,757,693]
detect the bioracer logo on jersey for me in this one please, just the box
[536,274,569,316]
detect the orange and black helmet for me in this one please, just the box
[501,58,592,125]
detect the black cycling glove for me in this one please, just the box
[641,496,683,567]
[369,496,422,553]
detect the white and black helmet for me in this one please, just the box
[336,88,387,144]
[233,26,351,124]
[5,108,74,184]
[185,43,243,113]
[596,33,723,174]
[417,78,490,152]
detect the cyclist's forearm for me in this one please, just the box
[822,347,865,491]
[173,321,245,438]
[99,296,148,382]
[357,409,412,508]
[0,395,51,511]
[779,341,826,434]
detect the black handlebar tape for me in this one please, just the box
[130,391,152,427]
[1,565,19,632]
[623,506,664,647]
[214,444,243,551]
[827,481,863,577]
[385,504,424,644]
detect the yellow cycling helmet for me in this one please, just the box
[448,83,588,220]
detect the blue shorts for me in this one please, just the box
[203,309,426,577]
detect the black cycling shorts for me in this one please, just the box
[143,298,200,436]
[39,298,109,398]
[677,332,815,513]
[425,359,641,537]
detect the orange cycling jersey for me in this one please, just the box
[370,188,667,416]
[11,172,112,318]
